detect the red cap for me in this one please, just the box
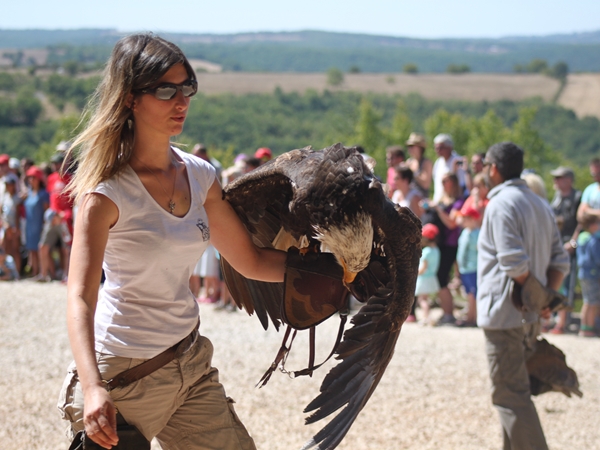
[0,154,9,165]
[254,147,272,160]
[422,223,439,240]
[26,166,44,182]
[462,205,481,220]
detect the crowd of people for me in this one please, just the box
[0,145,73,282]
[384,132,600,338]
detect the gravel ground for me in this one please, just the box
[1,281,598,450]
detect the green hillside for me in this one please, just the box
[1,29,600,73]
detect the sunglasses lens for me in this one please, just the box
[182,82,197,98]
[154,86,176,100]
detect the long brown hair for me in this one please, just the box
[67,33,196,203]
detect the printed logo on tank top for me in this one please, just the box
[196,219,210,241]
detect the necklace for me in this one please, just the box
[135,153,177,214]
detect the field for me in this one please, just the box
[558,73,600,119]
[195,72,562,103]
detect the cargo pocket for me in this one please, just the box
[57,362,80,423]
[226,397,256,450]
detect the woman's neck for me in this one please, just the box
[131,136,174,170]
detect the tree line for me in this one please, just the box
[1,77,599,194]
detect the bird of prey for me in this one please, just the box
[221,143,422,449]
[527,337,582,398]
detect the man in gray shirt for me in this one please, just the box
[477,142,570,450]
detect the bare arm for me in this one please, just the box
[67,193,119,449]
[577,201,600,222]
[435,204,459,230]
[204,179,286,282]
[414,158,432,192]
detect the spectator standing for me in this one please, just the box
[477,142,569,450]
[431,134,466,203]
[549,166,581,334]
[575,214,600,337]
[41,151,75,282]
[405,132,432,198]
[464,152,485,192]
[428,173,465,325]
[23,166,48,277]
[459,173,489,222]
[0,154,9,201]
[254,147,272,164]
[391,165,423,218]
[1,173,21,273]
[415,223,441,325]
[577,157,600,222]
[456,206,480,327]
[385,145,405,197]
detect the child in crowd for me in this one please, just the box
[0,248,19,281]
[576,214,600,337]
[415,223,441,325]
[456,206,480,327]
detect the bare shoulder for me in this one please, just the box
[77,193,119,230]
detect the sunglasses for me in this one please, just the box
[137,80,198,101]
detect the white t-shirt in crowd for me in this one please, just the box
[432,151,466,203]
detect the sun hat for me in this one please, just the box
[406,132,427,148]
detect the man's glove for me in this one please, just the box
[511,274,568,314]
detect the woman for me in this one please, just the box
[58,34,286,450]
[428,173,465,325]
[405,132,433,198]
[23,166,48,277]
[391,165,423,218]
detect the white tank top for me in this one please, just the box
[93,147,215,358]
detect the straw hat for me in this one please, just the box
[406,132,427,148]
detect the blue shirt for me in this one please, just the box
[420,245,441,277]
[577,230,600,279]
[581,182,600,209]
[457,227,479,274]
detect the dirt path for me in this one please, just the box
[1,281,598,449]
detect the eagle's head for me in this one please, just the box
[313,211,373,286]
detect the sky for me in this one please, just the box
[2,0,599,39]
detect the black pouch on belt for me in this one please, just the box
[68,412,150,450]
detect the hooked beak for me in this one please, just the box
[340,260,358,286]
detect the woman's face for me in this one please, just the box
[408,145,423,158]
[131,63,191,138]
[28,176,40,189]
[394,174,408,191]
[442,176,456,194]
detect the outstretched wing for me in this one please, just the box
[301,187,421,450]
[221,147,317,330]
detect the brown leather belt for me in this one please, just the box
[104,325,198,391]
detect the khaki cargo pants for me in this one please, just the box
[58,332,256,450]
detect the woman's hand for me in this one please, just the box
[83,385,119,448]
